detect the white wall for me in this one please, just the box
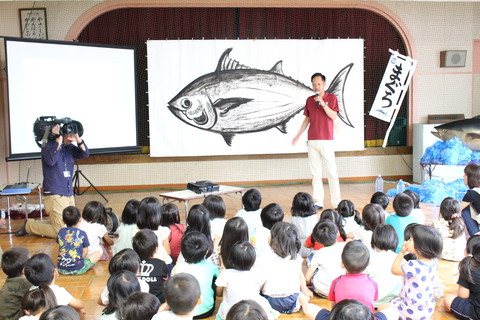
[386,1,480,122]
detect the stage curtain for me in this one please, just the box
[78,7,407,146]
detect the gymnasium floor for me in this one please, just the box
[0,182,458,320]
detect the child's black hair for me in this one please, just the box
[229,241,256,271]
[132,229,159,261]
[186,204,212,239]
[164,273,201,315]
[269,222,300,260]
[203,195,226,219]
[311,220,338,247]
[291,192,316,218]
[121,199,139,225]
[108,248,141,274]
[440,197,465,239]
[337,200,362,225]
[136,197,162,230]
[403,223,418,242]
[409,224,443,260]
[181,231,211,263]
[361,204,385,231]
[342,240,370,274]
[260,203,284,230]
[161,203,181,226]
[226,300,268,320]
[403,190,420,209]
[1,246,30,278]
[121,292,160,320]
[320,209,347,241]
[21,284,58,317]
[24,253,55,286]
[393,193,413,217]
[62,206,81,227]
[242,189,262,212]
[371,224,398,251]
[465,163,480,188]
[82,200,108,226]
[467,235,480,255]
[461,236,480,284]
[102,270,141,316]
[370,192,389,210]
[39,306,80,320]
[329,299,374,320]
[220,217,249,269]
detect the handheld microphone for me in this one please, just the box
[315,91,320,106]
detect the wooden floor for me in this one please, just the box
[0,182,458,320]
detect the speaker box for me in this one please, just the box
[440,50,467,67]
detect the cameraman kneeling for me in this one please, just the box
[16,124,89,238]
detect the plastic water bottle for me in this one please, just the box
[0,209,5,229]
[375,175,384,193]
[396,179,405,194]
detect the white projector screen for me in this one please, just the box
[5,38,139,160]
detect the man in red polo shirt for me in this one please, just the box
[292,72,341,210]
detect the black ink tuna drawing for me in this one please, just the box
[167,48,354,146]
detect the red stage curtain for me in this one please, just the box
[78,8,407,147]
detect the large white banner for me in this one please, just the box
[369,50,417,148]
[369,50,417,122]
[148,39,364,157]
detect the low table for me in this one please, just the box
[159,185,244,215]
[0,183,43,233]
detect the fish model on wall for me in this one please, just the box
[167,48,354,146]
[431,116,480,151]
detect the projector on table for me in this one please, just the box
[187,180,220,194]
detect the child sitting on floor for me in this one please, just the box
[132,229,169,303]
[328,241,378,312]
[254,203,284,256]
[235,189,263,242]
[56,206,100,275]
[203,195,228,240]
[160,203,186,264]
[112,199,139,255]
[258,222,312,314]
[386,193,417,253]
[171,231,219,319]
[153,273,202,320]
[24,253,85,314]
[305,220,346,297]
[0,247,32,320]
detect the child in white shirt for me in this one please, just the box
[216,241,279,320]
[235,189,263,242]
[305,220,346,297]
[78,201,114,260]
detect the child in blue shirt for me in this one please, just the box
[386,193,418,253]
[171,231,219,319]
[57,206,100,275]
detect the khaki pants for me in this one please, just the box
[26,195,74,238]
[308,140,341,208]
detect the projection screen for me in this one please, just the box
[4,37,139,160]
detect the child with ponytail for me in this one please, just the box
[444,236,480,319]
[433,197,466,261]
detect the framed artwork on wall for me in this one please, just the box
[19,8,48,40]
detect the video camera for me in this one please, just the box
[33,116,84,148]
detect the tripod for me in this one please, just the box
[72,159,108,202]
